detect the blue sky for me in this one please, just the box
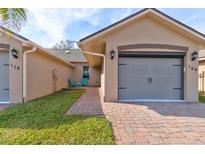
[19,8,205,48]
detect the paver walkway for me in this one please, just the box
[67,88,205,144]
[66,88,104,115]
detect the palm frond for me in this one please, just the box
[0,8,27,32]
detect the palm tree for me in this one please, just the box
[0,8,27,32]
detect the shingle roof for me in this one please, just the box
[48,49,88,63]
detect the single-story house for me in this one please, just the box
[199,49,205,94]
[48,49,100,86]
[79,8,205,102]
[0,27,75,103]
[1,8,205,104]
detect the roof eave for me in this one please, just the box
[23,41,76,68]
[0,26,29,43]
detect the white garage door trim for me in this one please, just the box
[118,51,185,102]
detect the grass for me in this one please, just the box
[0,90,114,145]
[199,95,205,103]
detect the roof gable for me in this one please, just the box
[80,8,205,44]
[0,26,75,67]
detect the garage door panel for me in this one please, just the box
[118,57,182,100]
[149,58,182,99]
[119,58,151,99]
[0,52,9,102]
[119,78,150,99]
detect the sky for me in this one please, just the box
[19,8,205,48]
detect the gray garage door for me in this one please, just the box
[0,52,9,102]
[118,57,183,100]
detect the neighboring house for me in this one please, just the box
[48,49,100,86]
[79,8,205,102]
[0,27,75,103]
[199,49,205,94]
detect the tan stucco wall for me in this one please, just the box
[25,50,72,102]
[71,62,100,86]
[0,34,23,103]
[100,17,199,102]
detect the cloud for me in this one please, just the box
[109,8,137,23]
[20,8,101,47]
[19,8,205,49]
[183,14,201,23]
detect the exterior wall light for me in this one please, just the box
[191,51,198,61]
[110,49,115,60]
[11,48,18,59]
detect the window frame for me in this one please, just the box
[83,66,90,79]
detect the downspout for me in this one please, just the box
[23,47,36,102]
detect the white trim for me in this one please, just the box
[0,101,10,104]
[199,57,205,61]
[118,99,186,103]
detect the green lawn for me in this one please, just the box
[199,95,205,103]
[0,90,114,145]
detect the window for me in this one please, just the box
[83,66,90,79]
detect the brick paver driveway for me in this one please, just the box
[103,101,205,144]
[67,88,205,144]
